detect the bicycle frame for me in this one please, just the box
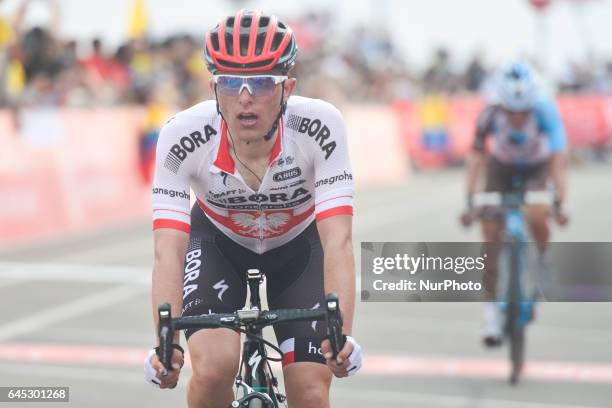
[503,199,534,328]
[232,269,282,407]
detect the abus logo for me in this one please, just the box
[287,114,337,160]
[164,125,216,173]
[273,167,301,182]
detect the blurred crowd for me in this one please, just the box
[1,5,612,110]
[0,0,211,110]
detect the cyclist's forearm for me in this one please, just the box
[152,260,184,343]
[550,153,567,203]
[466,151,485,195]
[323,242,356,335]
[152,237,188,344]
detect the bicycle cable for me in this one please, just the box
[216,323,284,362]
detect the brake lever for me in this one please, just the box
[157,303,174,371]
[325,293,345,362]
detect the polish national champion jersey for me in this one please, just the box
[473,96,567,165]
[152,96,354,254]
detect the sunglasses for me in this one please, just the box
[213,75,287,97]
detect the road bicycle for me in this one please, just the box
[157,269,345,407]
[470,179,560,384]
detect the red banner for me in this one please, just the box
[393,94,612,169]
[0,108,148,247]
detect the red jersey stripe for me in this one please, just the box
[315,206,353,221]
[153,219,191,233]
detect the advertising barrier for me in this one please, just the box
[394,94,612,169]
[1,95,609,246]
[0,108,148,246]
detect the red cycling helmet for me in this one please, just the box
[204,10,297,74]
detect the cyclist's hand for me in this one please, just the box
[321,336,362,378]
[460,194,476,228]
[459,211,474,228]
[144,347,184,389]
[553,198,569,226]
[555,210,569,226]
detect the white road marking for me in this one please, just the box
[333,387,607,408]
[0,263,149,284]
[0,362,604,408]
[0,283,147,341]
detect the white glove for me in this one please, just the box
[144,348,161,387]
[345,336,362,376]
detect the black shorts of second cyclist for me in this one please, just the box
[181,204,327,367]
[481,157,550,222]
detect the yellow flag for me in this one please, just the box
[0,17,14,46]
[6,59,25,95]
[128,0,148,39]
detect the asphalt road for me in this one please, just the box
[1,162,611,407]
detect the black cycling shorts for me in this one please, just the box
[482,157,551,221]
[181,204,327,367]
[484,157,550,193]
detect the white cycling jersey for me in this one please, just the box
[152,96,354,254]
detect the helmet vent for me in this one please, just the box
[255,33,266,55]
[226,17,235,28]
[259,16,270,28]
[225,33,233,54]
[241,16,252,28]
[210,33,219,51]
[271,32,284,52]
[240,34,249,57]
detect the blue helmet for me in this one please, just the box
[495,61,539,111]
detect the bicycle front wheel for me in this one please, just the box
[508,317,525,385]
[507,237,526,385]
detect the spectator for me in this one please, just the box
[465,53,487,92]
[1,6,612,108]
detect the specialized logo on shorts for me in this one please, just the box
[273,167,302,182]
[286,114,336,160]
[213,279,229,301]
[164,126,216,173]
[183,248,202,299]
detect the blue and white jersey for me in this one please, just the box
[473,95,567,165]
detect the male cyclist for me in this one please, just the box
[462,61,568,345]
[143,10,362,408]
